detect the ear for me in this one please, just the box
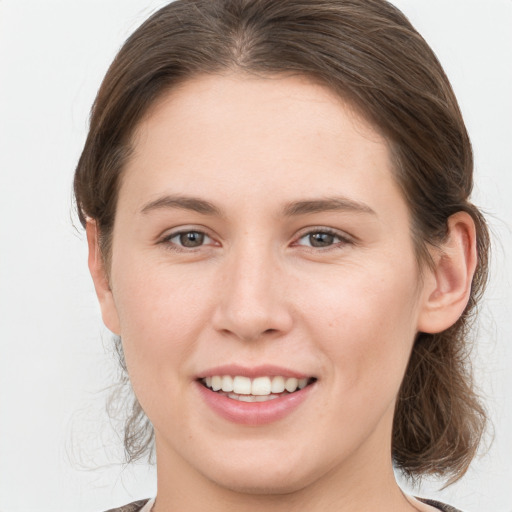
[417,212,477,334]
[86,220,121,335]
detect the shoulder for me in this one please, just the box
[103,499,151,512]
[417,497,464,512]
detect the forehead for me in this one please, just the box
[121,73,405,222]
[135,73,384,155]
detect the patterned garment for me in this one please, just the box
[103,497,463,511]
[418,498,463,512]
[103,499,151,512]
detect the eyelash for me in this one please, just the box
[160,229,217,252]
[293,227,352,251]
[159,227,353,252]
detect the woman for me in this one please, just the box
[74,1,489,511]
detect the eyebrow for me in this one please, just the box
[140,195,223,216]
[282,197,376,217]
[140,194,376,218]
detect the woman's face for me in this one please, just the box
[95,74,435,493]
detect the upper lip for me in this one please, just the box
[197,364,313,380]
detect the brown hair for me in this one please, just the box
[74,0,489,483]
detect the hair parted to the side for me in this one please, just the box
[74,0,489,484]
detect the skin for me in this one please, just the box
[88,74,476,512]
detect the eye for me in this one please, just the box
[295,229,350,249]
[163,230,214,249]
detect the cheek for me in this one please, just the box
[300,265,420,397]
[110,262,219,431]
[110,256,216,382]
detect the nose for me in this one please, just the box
[212,242,293,342]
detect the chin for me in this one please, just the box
[199,454,322,496]
[209,473,311,496]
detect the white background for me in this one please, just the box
[0,1,511,511]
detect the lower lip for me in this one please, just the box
[196,381,315,425]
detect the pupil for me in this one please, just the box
[180,232,204,247]
[310,232,334,247]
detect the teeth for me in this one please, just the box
[221,375,233,392]
[211,375,222,391]
[251,376,272,395]
[238,394,258,402]
[228,392,281,402]
[255,394,278,402]
[203,375,312,397]
[271,376,285,393]
[285,377,298,392]
[233,376,252,395]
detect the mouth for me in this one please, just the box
[200,375,317,402]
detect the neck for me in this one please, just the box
[152,416,422,512]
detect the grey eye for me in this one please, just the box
[169,231,210,248]
[307,232,336,247]
[298,231,342,248]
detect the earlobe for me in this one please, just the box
[417,212,477,334]
[86,220,121,335]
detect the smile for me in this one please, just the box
[201,375,314,402]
